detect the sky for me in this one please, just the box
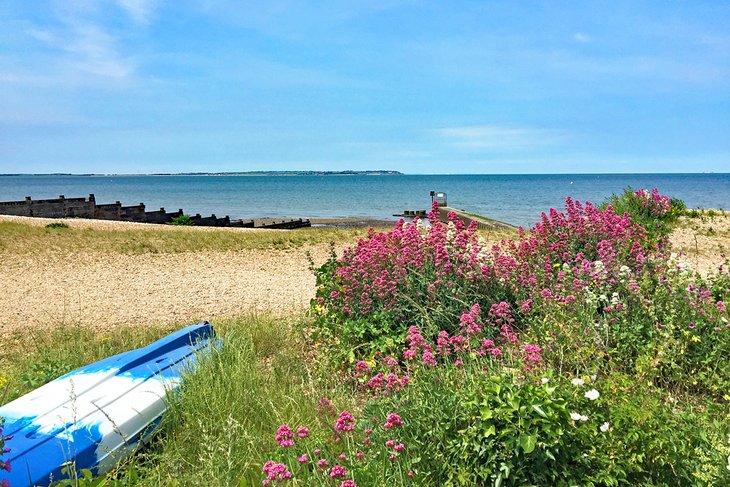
[1,1,729,174]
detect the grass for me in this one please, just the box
[0,314,352,486]
[0,219,384,256]
[0,323,178,404]
[118,314,347,485]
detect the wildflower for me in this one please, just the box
[571,378,585,386]
[389,454,396,462]
[340,481,358,487]
[570,412,582,421]
[585,389,600,401]
[275,424,295,448]
[356,451,364,459]
[296,426,310,438]
[314,448,321,455]
[1,479,8,487]
[262,460,292,482]
[298,454,308,463]
[394,443,405,452]
[718,301,727,313]
[382,356,399,368]
[383,412,404,429]
[421,349,437,367]
[600,422,610,432]
[338,454,347,460]
[541,377,549,384]
[330,465,347,479]
[354,360,371,373]
[688,322,696,329]
[317,459,329,469]
[334,411,356,433]
[385,440,395,448]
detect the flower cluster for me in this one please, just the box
[634,188,672,216]
[262,406,415,485]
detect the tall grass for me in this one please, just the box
[112,315,353,486]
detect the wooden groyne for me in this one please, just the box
[0,194,311,229]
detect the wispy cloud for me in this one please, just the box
[116,0,159,24]
[21,0,144,84]
[573,32,591,43]
[435,125,566,150]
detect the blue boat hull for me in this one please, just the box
[0,321,215,486]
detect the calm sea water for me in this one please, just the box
[0,174,728,228]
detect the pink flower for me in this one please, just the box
[317,458,329,469]
[408,470,414,478]
[338,454,347,460]
[356,451,364,459]
[383,412,404,429]
[275,424,295,448]
[421,349,437,367]
[718,301,727,313]
[297,454,308,463]
[354,360,371,372]
[330,465,347,478]
[340,481,358,487]
[296,426,309,438]
[334,410,356,433]
[385,439,395,447]
[314,448,321,455]
[394,443,405,452]
[262,460,293,482]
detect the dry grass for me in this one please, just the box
[0,216,379,257]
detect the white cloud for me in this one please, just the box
[574,33,591,43]
[116,0,160,24]
[435,125,566,150]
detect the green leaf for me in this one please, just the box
[519,434,537,453]
[531,404,548,418]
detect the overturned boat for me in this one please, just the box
[0,321,216,486]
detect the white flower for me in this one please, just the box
[580,415,589,422]
[571,378,585,386]
[541,377,549,384]
[585,389,600,401]
[600,422,610,432]
[570,412,582,421]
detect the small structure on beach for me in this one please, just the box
[430,191,447,207]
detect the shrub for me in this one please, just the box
[168,214,194,226]
[600,187,685,243]
[45,221,69,229]
[305,188,730,485]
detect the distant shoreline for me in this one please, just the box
[0,171,403,177]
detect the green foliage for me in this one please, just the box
[46,221,70,229]
[167,214,194,226]
[20,356,72,388]
[600,187,685,243]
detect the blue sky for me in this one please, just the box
[1,1,729,174]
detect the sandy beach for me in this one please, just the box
[1,212,727,334]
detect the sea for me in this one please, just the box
[0,173,728,228]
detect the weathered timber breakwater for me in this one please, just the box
[0,194,311,229]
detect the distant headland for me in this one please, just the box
[2,171,404,177]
